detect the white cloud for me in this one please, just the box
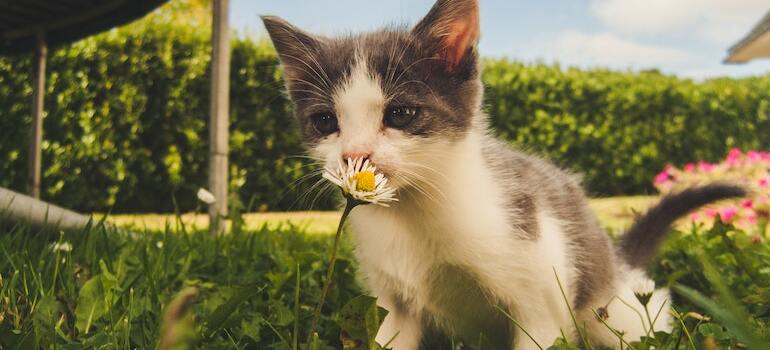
[549,30,691,69]
[591,0,696,35]
[590,0,768,44]
[698,1,770,44]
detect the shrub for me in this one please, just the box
[0,23,325,213]
[653,148,770,233]
[483,61,770,196]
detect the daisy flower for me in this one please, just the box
[322,157,397,207]
[196,188,216,204]
[51,242,73,253]
[632,278,655,306]
[309,157,397,338]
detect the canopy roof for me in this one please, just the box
[0,0,168,54]
[725,10,770,63]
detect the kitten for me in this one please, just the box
[262,1,745,348]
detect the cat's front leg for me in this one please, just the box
[506,297,574,350]
[511,323,564,350]
[375,294,423,350]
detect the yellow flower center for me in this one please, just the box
[354,171,376,192]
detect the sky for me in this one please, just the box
[229,0,770,79]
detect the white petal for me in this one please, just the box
[197,188,216,204]
[322,172,343,187]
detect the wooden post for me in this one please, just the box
[208,0,231,234]
[28,32,46,199]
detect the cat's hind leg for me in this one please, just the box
[581,269,673,347]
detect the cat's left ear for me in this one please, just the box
[413,0,480,73]
[261,16,322,83]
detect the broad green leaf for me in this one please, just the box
[32,295,60,346]
[75,273,117,334]
[337,295,388,350]
[268,300,294,327]
[204,285,263,336]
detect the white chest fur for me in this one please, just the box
[349,133,511,300]
[348,133,576,345]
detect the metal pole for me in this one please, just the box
[0,186,90,230]
[28,32,46,199]
[209,0,230,234]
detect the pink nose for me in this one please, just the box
[341,152,370,163]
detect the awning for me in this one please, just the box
[725,10,770,64]
[0,0,168,54]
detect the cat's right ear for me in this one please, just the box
[412,0,479,74]
[261,16,321,81]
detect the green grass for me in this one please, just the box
[1,213,768,349]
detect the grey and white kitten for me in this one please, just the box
[262,1,744,348]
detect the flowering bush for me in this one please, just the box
[654,149,770,232]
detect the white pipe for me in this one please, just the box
[0,186,91,230]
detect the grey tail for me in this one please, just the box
[618,184,746,268]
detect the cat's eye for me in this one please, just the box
[310,113,339,135]
[384,106,419,128]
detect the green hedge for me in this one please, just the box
[0,23,320,213]
[483,62,770,195]
[2,23,769,212]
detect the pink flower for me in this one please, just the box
[726,148,742,165]
[759,178,768,188]
[747,151,763,162]
[719,207,738,222]
[653,165,674,185]
[697,161,715,172]
[742,199,754,209]
[704,208,718,219]
[744,209,758,225]
[684,163,696,172]
[654,171,670,185]
[690,212,701,221]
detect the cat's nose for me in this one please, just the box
[341,152,370,163]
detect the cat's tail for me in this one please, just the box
[617,184,746,268]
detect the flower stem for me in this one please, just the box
[644,304,655,340]
[307,197,356,342]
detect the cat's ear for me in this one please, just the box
[261,16,321,81]
[413,0,480,72]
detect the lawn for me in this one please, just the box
[1,203,768,349]
[104,196,659,235]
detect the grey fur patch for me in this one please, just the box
[483,137,615,308]
[481,144,540,240]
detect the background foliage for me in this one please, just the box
[483,62,770,195]
[0,21,314,213]
[2,16,769,212]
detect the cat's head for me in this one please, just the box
[263,0,482,191]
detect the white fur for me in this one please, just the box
[311,51,670,349]
[333,54,385,154]
[582,268,673,346]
